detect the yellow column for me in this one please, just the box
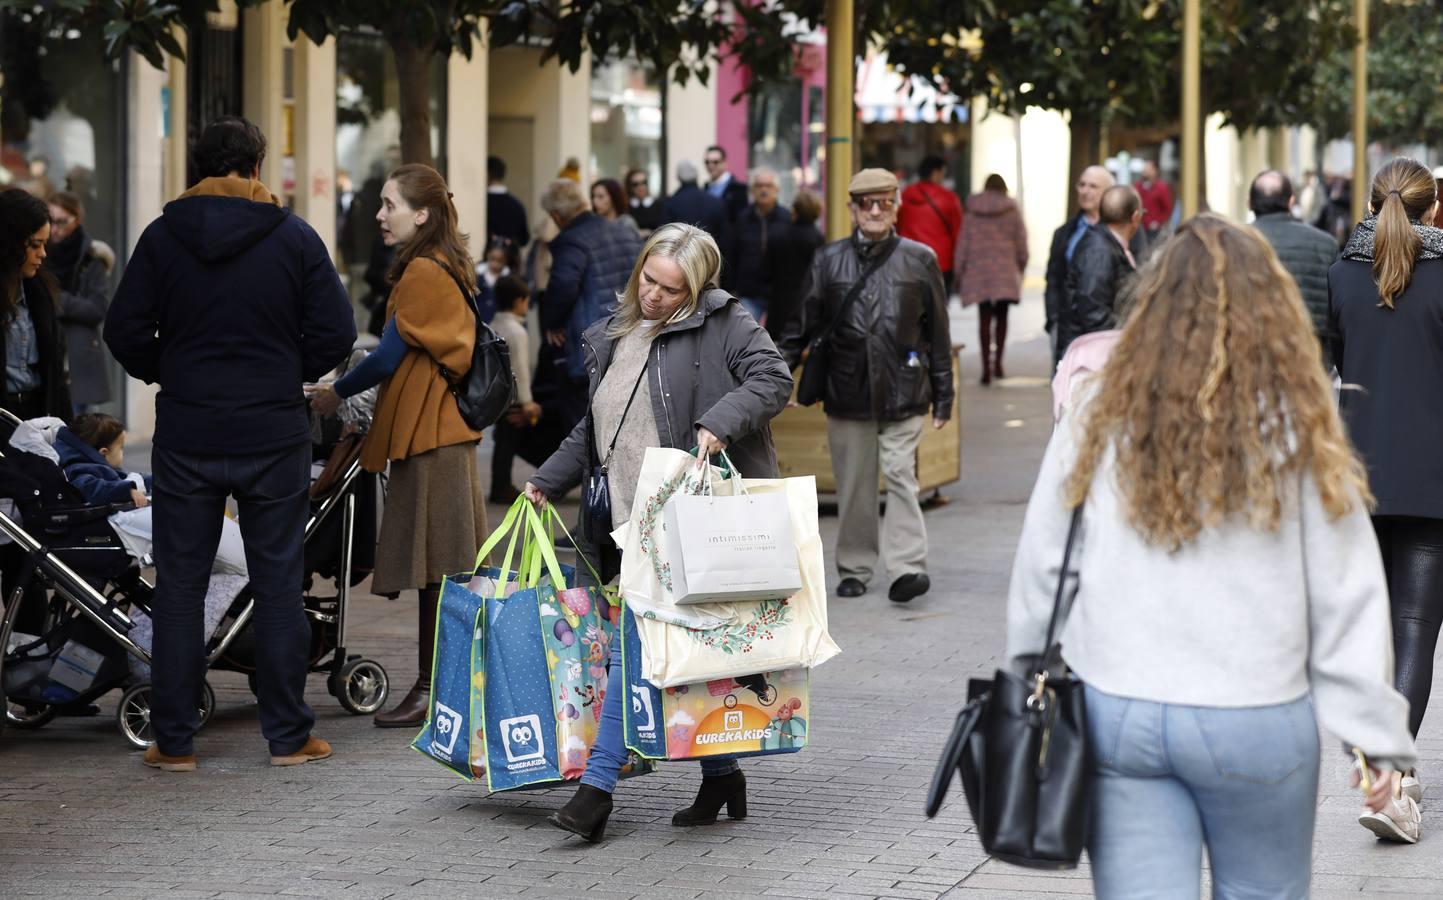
[1352,0,1369,224]
[1180,0,1200,219]
[448,46,490,259]
[294,37,337,256]
[825,0,854,241]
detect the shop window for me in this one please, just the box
[1,13,128,416]
[590,59,662,191]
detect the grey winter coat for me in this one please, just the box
[530,288,793,500]
[1252,211,1337,366]
[51,234,114,405]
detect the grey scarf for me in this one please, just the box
[1341,215,1443,262]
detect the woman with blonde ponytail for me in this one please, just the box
[1008,215,1416,895]
[307,163,487,728]
[1330,157,1443,842]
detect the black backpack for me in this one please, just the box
[440,268,515,431]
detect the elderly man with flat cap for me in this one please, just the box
[781,168,953,604]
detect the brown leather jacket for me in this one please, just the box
[781,232,953,422]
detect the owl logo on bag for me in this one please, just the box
[429,703,464,759]
[499,714,545,763]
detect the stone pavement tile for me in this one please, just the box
[954,872,1093,894]
[1362,876,1443,894]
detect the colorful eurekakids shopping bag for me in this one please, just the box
[621,602,810,762]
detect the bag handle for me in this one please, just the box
[924,698,985,818]
[543,504,621,609]
[519,500,569,592]
[1030,504,1085,710]
[689,447,746,496]
[474,496,527,572]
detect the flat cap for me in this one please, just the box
[848,168,898,196]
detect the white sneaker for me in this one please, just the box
[1359,793,1421,844]
[1402,770,1424,807]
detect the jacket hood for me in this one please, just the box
[583,287,737,346]
[966,191,1017,217]
[162,176,289,263]
[1341,215,1443,263]
[54,427,109,469]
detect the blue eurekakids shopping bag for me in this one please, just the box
[414,499,648,790]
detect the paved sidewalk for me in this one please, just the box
[1,293,1440,898]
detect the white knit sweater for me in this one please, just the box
[1007,391,1417,771]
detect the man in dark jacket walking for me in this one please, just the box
[782,169,953,604]
[663,160,729,243]
[724,167,790,322]
[704,145,751,224]
[1044,165,1113,348]
[1058,185,1141,362]
[1249,170,1338,368]
[535,178,645,449]
[486,155,530,249]
[105,117,355,772]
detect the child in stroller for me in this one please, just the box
[0,372,390,746]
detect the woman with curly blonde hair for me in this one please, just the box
[1007,214,1416,896]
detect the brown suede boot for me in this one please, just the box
[143,745,196,772]
[271,735,332,766]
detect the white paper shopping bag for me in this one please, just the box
[662,490,801,604]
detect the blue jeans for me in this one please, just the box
[1085,686,1319,900]
[580,636,739,792]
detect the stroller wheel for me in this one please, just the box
[334,659,389,715]
[117,680,218,749]
[6,700,57,730]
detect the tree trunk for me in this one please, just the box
[391,36,435,168]
[1067,113,1102,218]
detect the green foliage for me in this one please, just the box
[1313,1,1443,148]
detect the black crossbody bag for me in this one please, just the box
[580,361,650,547]
[924,505,1090,869]
[795,239,900,406]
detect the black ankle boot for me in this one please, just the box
[672,771,747,826]
[548,784,613,842]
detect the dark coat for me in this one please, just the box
[1044,214,1087,335]
[1058,224,1134,362]
[782,233,954,422]
[45,229,113,405]
[105,177,357,455]
[1329,218,1443,519]
[486,188,530,249]
[1252,211,1337,366]
[6,277,72,420]
[763,219,825,342]
[539,211,645,384]
[54,426,151,505]
[724,202,791,301]
[530,287,793,500]
[713,174,750,224]
[629,196,667,233]
[662,183,729,243]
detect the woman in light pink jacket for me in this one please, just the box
[954,174,1029,384]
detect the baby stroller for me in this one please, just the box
[0,409,390,748]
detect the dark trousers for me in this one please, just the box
[151,442,314,756]
[1372,515,1443,738]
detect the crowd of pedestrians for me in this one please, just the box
[9,108,1443,893]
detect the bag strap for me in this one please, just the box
[1033,504,1085,697]
[921,189,957,242]
[810,237,901,347]
[601,361,649,469]
[436,265,483,389]
[924,698,985,818]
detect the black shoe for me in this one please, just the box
[836,577,867,597]
[547,784,613,842]
[672,771,747,826]
[489,484,521,505]
[888,573,930,603]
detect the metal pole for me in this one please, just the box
[1352,0,1369,225]
[1180,0,1201,219]
[825,0,854,241]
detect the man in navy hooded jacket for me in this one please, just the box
[106,116,355,771]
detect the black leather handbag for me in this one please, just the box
[925,505,1090,869]
[795,239,899,406]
